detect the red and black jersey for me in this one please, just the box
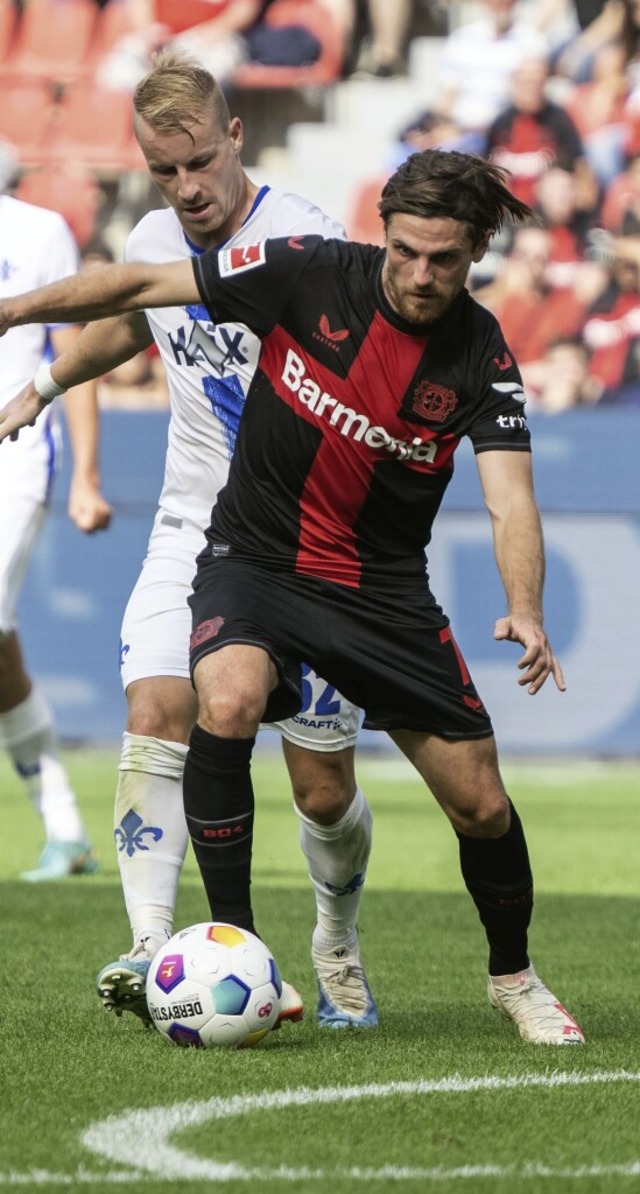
[486,103,583,206]
[193,236,530,591]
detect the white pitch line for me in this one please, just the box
[4,1160,640,1185]
[75,1070,640,1183]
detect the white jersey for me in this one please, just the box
[125,186,345,530]
[0,195,79,502]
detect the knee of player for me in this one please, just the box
[198,688,264,738]
[294,784,354,824]
[450,791,510,838]
[126,689,194,744]
[290,758,356,824]
[127,705,191,743]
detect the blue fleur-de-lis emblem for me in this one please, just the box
[323,871,365,897]
[114,808,163,857]
[1,259,17,282]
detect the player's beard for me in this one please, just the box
[383,273,462,327]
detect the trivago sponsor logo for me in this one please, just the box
[282,349,437,463]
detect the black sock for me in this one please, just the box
[456,800,533,976]
[183,724,257,934]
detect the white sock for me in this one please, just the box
[115,731,189,946]
[296,785,372,947]
[0,688,86,842]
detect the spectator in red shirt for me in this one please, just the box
[486,53,597,213]
[474,222,605,399]
[581,231,640,398]
[532,164,596,285]
[486,54,589,206]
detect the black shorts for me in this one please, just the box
[188,558,494,740]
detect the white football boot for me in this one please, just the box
[488,964,585,1044]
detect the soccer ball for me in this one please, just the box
[146,922,282,1048]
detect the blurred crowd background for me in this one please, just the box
[4,0,640,414]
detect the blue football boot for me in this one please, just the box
[20,840,99,882]
[96,934,170,1024]
[312,931,379,1028]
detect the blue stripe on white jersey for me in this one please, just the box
[123,187,346,530]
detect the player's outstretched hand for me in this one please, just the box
[494,614,566,695]
[68,478,113,534]
[0,382,46,443]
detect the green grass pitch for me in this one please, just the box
[1,746,639,1193]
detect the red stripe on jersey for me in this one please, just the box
[439,625,471,686]
[260,312,453,586]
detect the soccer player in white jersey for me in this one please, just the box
[0,176,112,880]
[0,51,377,1029]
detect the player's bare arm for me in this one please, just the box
[0,312,153,443]
[0,259,198,333]
[476,449,566,695]
[52,325,113,534]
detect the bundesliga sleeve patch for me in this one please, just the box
[218,243,266,276]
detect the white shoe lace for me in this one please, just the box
[317,963,371,1017]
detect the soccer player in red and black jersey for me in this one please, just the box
[0,150,584,1045]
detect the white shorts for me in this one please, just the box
[119,511,361,752]
[0,494,46,635]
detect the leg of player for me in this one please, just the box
[95,674,194,1022]
[97,670,304,1028]
[391,729,584,1045]
[183,643,272,937]
[183,644,311,1012]
[0,630,97,881]
[283,739,378,1029]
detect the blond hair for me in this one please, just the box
[133,48,230,138]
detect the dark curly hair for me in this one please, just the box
[379,150,535,245]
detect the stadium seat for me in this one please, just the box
[14,162,100,247]
[232,0,346,89]
[345,174,388,246]
[0,79,57,164]
[1,0,98,84]
[46,81,142,173]
[83,0,140,75]
[154,0,230,35]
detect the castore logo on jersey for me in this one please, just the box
[493,350,513,371]
[312,313,351,352]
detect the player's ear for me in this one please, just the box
[229,117,243,155]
